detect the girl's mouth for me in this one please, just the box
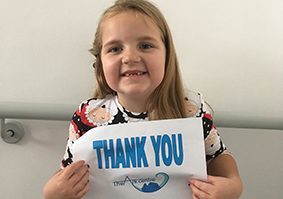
[122,71,147,77]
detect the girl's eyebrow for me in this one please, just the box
[103,36,159,48]
[102,39,122,48]
[137,36,159,42]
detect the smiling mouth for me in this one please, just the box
[122,72,147,77]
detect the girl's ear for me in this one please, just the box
[92,55,98,68]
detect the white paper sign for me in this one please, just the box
[71,117,207,199]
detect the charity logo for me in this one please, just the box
[113,172,169,193]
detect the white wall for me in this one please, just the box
[1,0,282,123]
[1,0,283,198]
[219,127,283,199]
[0,120,67,199]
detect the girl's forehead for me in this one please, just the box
[101,11,161,37]
[100,11,163,45]
[104,10,151,24]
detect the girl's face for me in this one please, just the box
[100,11,166,111]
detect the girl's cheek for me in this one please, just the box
[102,56,120,67]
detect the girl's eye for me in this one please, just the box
[108,47,122,53]
[140,43,153,50]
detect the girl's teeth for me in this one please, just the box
[125,72,143,77]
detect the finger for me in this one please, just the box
[73,166,89,190]
[75,178,90,198]
[53,169,63,177]
[190,183,209,199]
[191,191,200,199]
[62,160,86,179]
[71,163,89,183]
[190,179,213,194]
[189,183,199,199]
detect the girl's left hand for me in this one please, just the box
[189,175,240,199]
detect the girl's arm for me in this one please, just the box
[190,154,243,199]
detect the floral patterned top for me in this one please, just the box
[62,91,227,167]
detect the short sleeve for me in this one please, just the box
[202,112,227,163]
[60,96,120,168]
[61,100,95,168]
[193,92,228,164]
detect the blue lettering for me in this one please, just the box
[172,134,183,165]
[150,135,161,166]
[93,140,103,169]
[125,137,136,168]
[161,134,172,166]
[150,133,184,167]
[93,136,148,169]
[136,136,148,167]
[104,139,115,169]
[115,138,126,168]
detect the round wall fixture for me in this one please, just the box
[1,121,25,144]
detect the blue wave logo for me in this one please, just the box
[113,172,169,193]
[134,172,169,193]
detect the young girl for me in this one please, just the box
[44,0,243,198]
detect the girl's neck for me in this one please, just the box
[117,94,147,113]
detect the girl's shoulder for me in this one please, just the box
[184,90,213,118]
[68,95,119,140]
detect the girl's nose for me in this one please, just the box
[122,49,141,64]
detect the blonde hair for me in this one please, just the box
[89,0,187,120]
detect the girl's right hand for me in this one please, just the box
[43,160,90,199]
